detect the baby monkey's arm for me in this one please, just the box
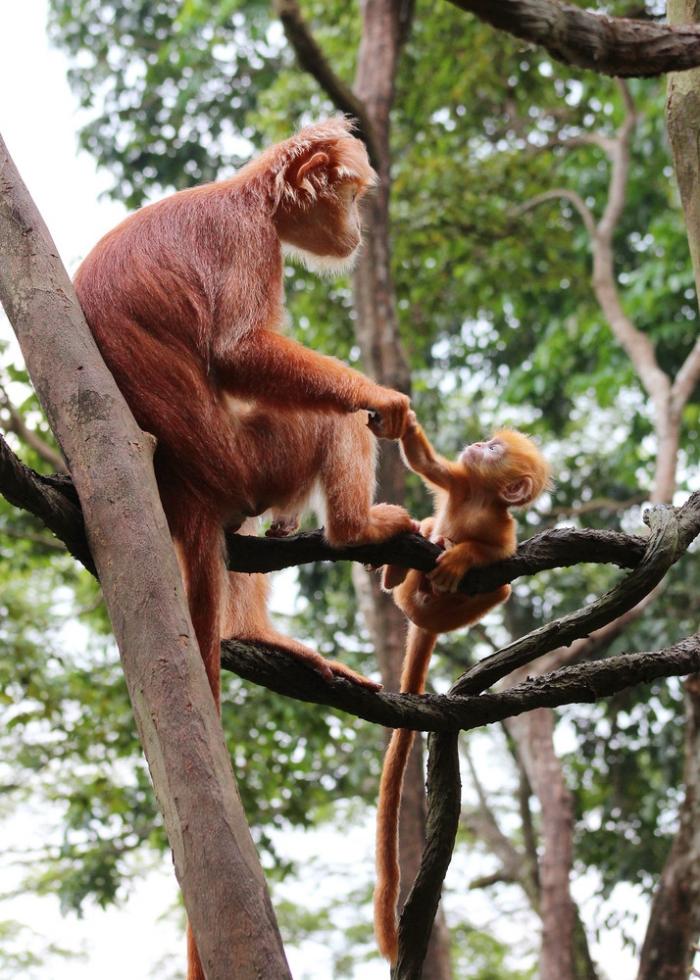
[400,411,456,490]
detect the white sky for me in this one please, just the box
[0,3,654,978]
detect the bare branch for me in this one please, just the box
[597,79,637,241]
[0,382,67,473]
[516,188,596,239]
[226,523,647,589]
[672,336,700,415]
[394,731,461,980]
[0,428,660,598]
[272,0,381,168]
[220,631,700,734]
[446,0,700,77]
[0,431,94,572]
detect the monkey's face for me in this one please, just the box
[277,182,367,276]
[460,438,505,468]
[460,431,551,507]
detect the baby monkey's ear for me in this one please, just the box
[500,476,535,507]
[381,564,409,590]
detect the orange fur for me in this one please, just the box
[374,415,551,962]
[74,120,416,980]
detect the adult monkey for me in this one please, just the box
[75,119,414,979]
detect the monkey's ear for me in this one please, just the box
[500,476,534,507]
[296,151,331,182]
[382,564,408,591]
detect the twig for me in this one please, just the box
[0,382,67,473]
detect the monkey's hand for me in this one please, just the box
[428,544,472,593]
[366,388,410,440]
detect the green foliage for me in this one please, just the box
[449,921,537,979]
[0,920,83,978]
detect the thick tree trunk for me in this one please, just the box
[0,134,290,980]
[351,3,452,976]
[636,5,700,975]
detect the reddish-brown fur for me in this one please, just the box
[374,414,551,963]
[74,119,416,980]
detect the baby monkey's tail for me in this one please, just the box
[374,625,437,962]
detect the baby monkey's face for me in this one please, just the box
[459,437,505,467]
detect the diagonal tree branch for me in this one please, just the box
[0,381,67,473]
[446,0,700,77]
[516,188,596,239]
[0,431,95,572]
[671,335,700,414]
[272,0,382,168]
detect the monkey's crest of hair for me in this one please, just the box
[241,117,377,211]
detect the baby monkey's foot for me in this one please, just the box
[428,548,470,593]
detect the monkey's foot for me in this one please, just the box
[428,548,470,593]
[266,514,300,537]
[326,659,382,690]
[279,642,382,690]
[365,504,420,542]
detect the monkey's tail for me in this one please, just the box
[374,625,437,963]
[166,499,227,980]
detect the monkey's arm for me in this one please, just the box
[216,330,409,439]
[400,414,455,489]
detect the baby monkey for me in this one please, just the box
[374,412,551,963]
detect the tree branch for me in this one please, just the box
[516,188,596,239]
[672,335,700,415]
[0,421,688,605]
[393,731,461,980]
[446,0,700,77]
[0,431,95,573]
[272,0,382,169]
[221,631,700,734]
[454,504,685,696]
[0,382,67,473]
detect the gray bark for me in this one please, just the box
[0,133,290,980]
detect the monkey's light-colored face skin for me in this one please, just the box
[460,438,506,466]
[278,183,368,276]
[459,431,551,508]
